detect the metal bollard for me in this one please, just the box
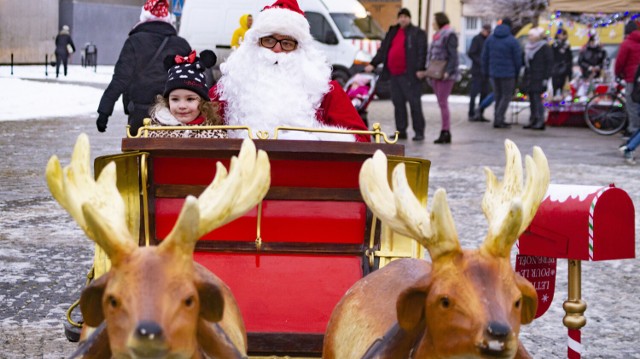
[45,54,48,77]
[11,53,14,75]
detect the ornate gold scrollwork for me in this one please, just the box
[128,119,400,144]
[255,202,263,251]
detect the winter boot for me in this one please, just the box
[433,130,451,144]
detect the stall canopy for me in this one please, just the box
[549,0,640,13]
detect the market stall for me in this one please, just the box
[543,2,639,129]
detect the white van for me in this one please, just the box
[178,0,384,85]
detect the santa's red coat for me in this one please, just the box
[209,80,371,142]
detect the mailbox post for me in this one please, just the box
[518,184,635,358]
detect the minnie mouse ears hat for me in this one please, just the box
[163,50,217,100]
[249,0,312,44]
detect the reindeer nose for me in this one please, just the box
[135,321,164,341]
[486,321,511,338]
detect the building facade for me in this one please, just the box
[1,0,141,65]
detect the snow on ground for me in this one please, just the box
[0,65,120,122]
[0,64,470,122]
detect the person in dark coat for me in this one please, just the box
[365,8,427,141]
[550,28,573,98]
[54,25,76,78]
[467,23,491,122]
[578,35,607,80]
[96,0,191,136]
[481,17,522,129]
[522,27,553,130]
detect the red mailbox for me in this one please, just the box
[519,184,635,261]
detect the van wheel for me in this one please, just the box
[331,69,350,88]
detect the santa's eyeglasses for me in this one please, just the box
[259,36,298,51]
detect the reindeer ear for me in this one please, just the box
[515,273,538,324]
[194,264,225,322]
[396,276,430,331]
[80,272,111,327]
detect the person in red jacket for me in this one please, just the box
[615,20,640,136]
[210,0,370,142]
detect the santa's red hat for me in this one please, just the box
[249,0,312,44]
[140,0,171,24]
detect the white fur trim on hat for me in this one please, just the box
[248,7,312,45]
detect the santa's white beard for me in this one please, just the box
[217,43,355,141]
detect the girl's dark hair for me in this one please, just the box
[152,95,223,125]
[434,12,450,28]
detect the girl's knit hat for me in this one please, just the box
[163,50,217,100]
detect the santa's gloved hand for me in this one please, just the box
[96,113,109,132]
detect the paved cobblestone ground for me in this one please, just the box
[0,97,638,358]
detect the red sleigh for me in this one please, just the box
[85,125,429,357]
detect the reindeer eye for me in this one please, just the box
[185,296,195,308]
[515,298,522,309]
[440,297,450,308]
[107,295,118,308]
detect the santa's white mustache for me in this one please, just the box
[258,48,294,67]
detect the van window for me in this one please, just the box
[306,12,338,44]
[354,16,385,40]
[330,13,366,39]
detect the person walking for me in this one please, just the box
[231,14,253,49]
[365,8,427,141]
[481,18,522,129]
[522,27,553,130]
[54,25,76,78]
[550,28,573,98]
[96,0,191,136]
[614,20,640,136]
[619,129,640,164]
[467,24,491,122]
[420,12,459,144]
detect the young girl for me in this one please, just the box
[148,50,227,138]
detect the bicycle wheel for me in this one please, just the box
[584,93,627,135]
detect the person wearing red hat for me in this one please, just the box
[209,0,370,142]
[96,0,191,136]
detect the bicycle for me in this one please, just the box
[584,77,628,135]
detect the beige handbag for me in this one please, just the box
[425,60,447,80]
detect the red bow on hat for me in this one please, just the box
[263,0,304,15]
[175,50,196,64]
[144,0,169,18]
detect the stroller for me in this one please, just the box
[343,72,378,128]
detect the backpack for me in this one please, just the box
[632,64,640,103]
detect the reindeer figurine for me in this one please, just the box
[323,140,550,359]
[47,134,270,358]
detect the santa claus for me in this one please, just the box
[210,0,370,142]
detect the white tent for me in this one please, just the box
[549,0,640,13]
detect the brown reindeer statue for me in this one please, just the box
[47,134,270,358]
[323,140,550,359]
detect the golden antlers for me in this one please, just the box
[359,139,549,260]
[46,134,271,264]
[481,140,549,258]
